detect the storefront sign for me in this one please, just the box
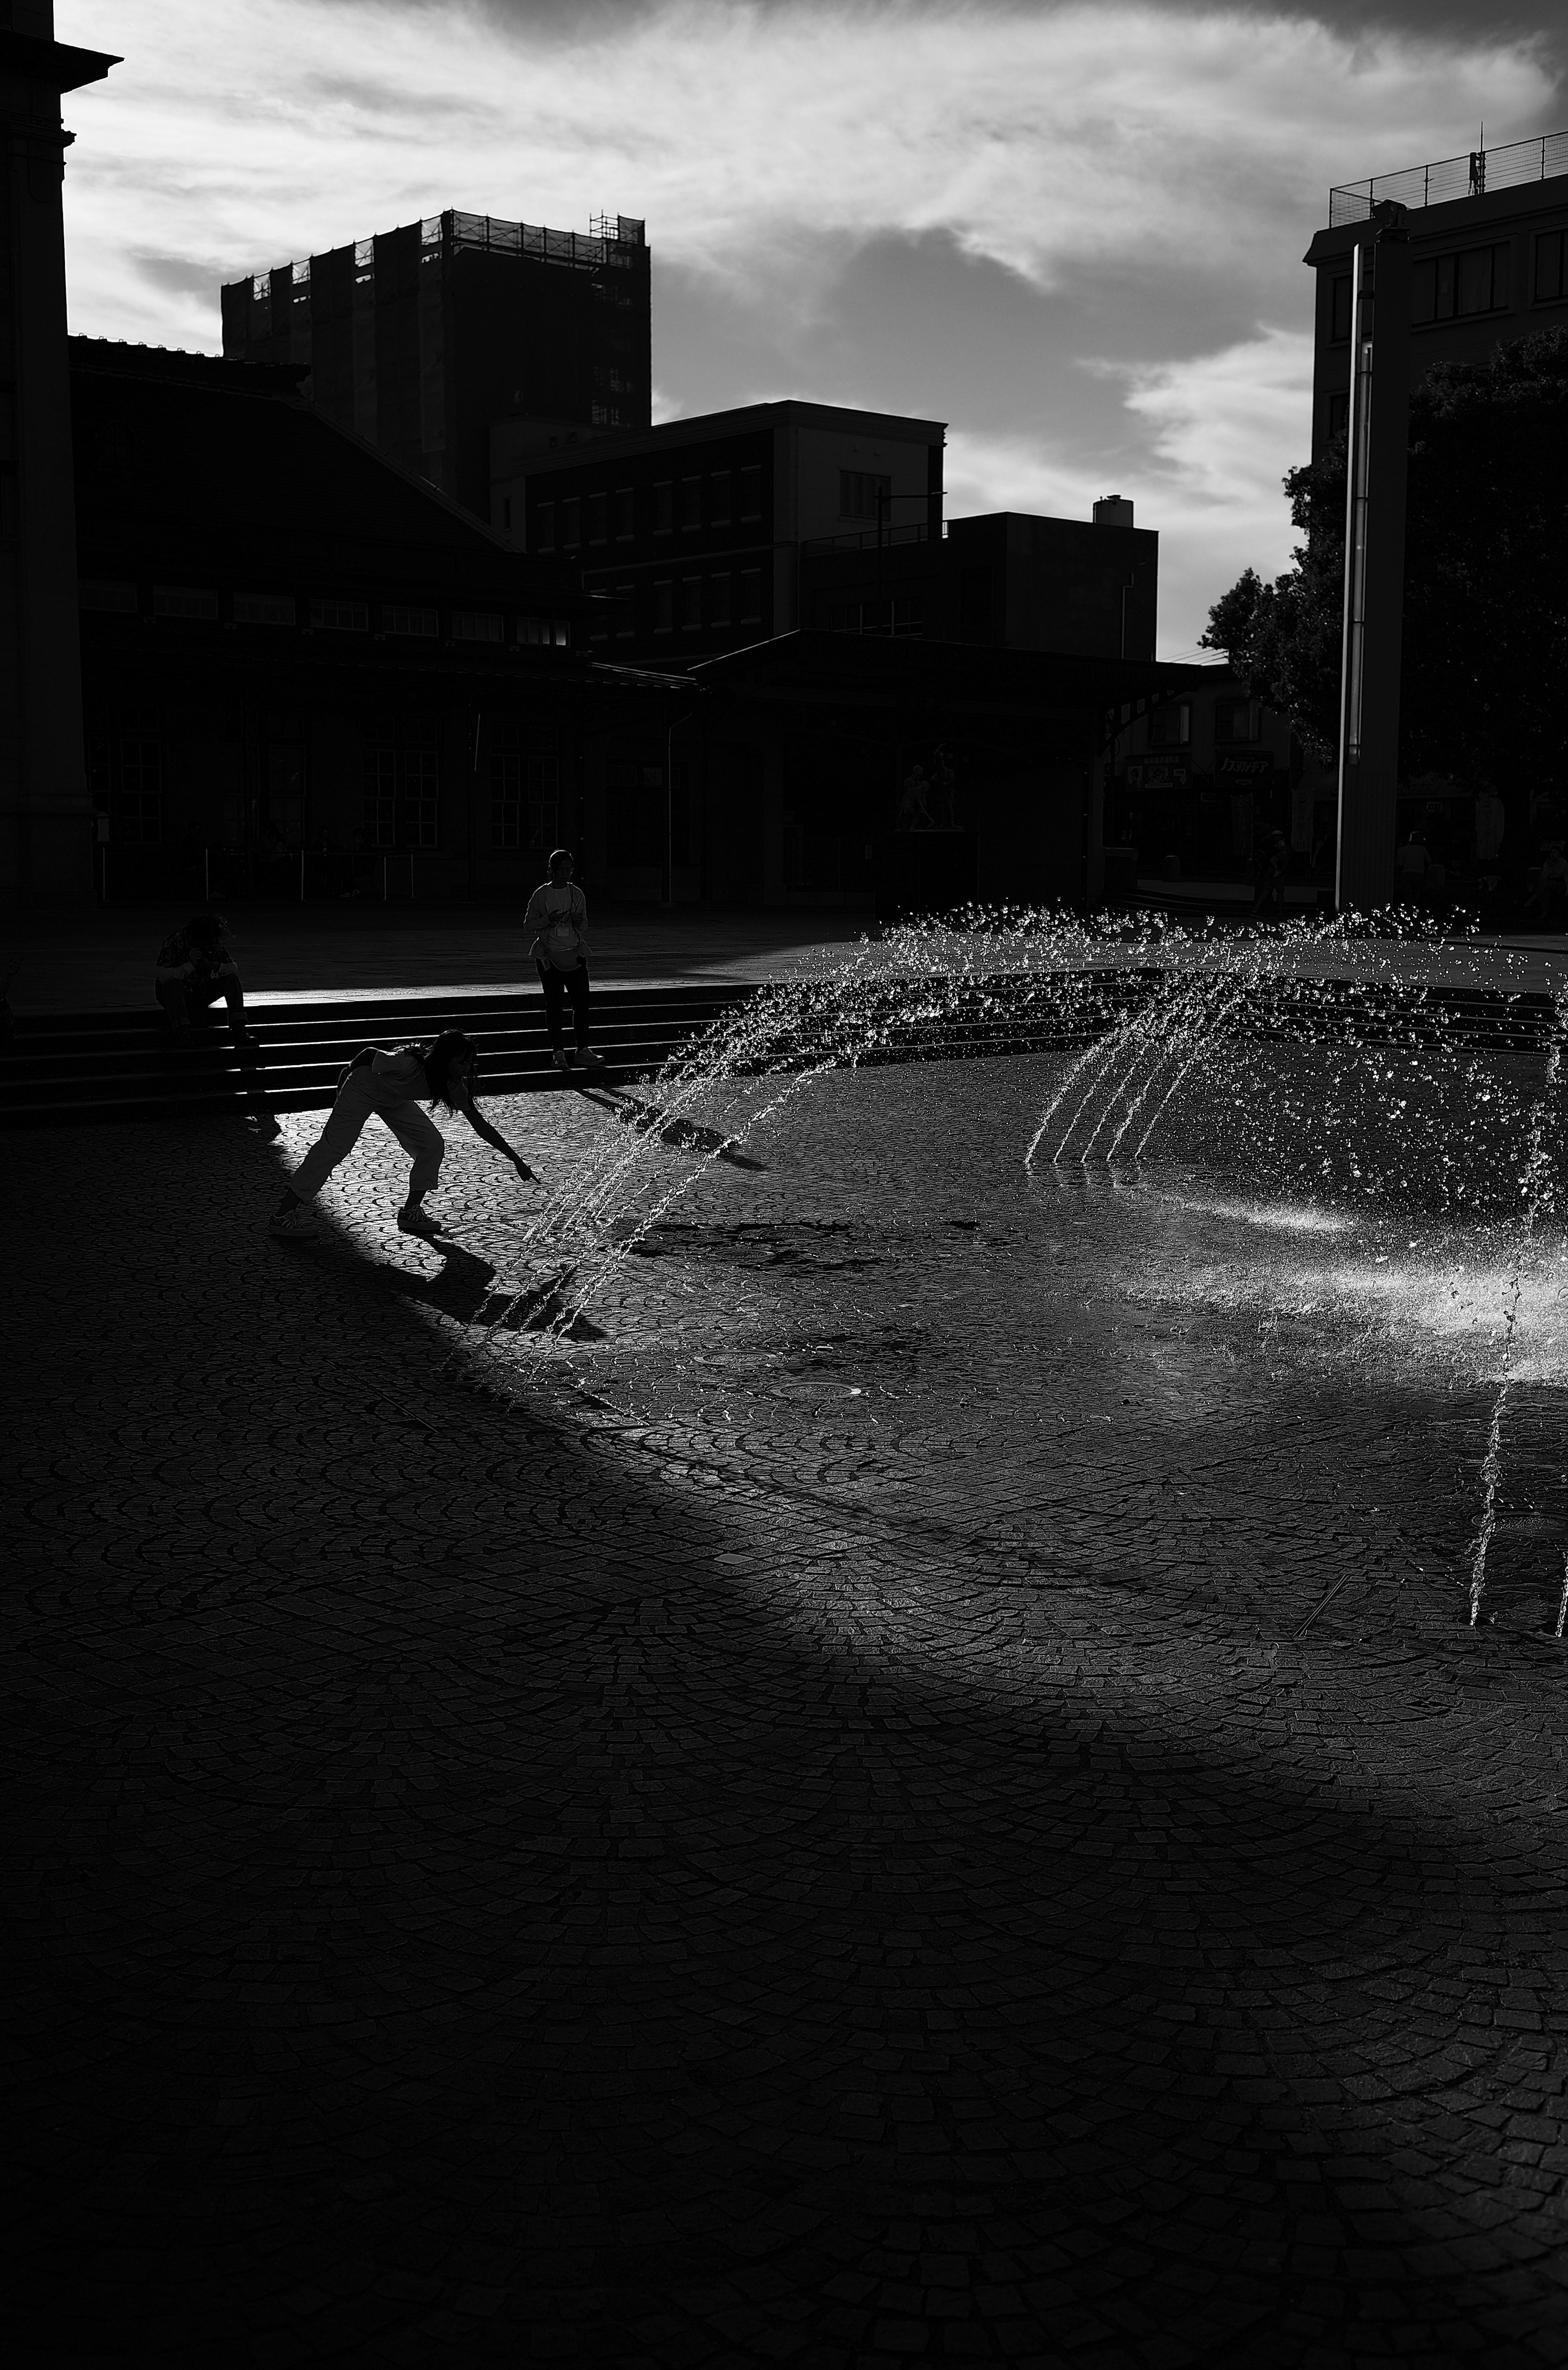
[1125,756,1190,793]
[1215,752,1275,782]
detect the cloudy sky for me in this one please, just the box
[59,0,1566,653]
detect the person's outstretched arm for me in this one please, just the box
[454,1090,539,1181]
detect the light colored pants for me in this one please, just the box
[290,1069,445,1203]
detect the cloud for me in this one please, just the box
[947,327,1314,652]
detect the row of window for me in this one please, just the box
[534,466,765,552]
[79,581,571,646]
[586,568,766,638]
[1329,229,1568,340]
[1146,698,1260,749]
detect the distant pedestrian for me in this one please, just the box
[155,914,259,1049]
[1525,841,1568,929]
[269,1030,536,1241]
[1251,828,1288,917]
[526,848,603,1074]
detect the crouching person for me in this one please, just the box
[270,1029,537,1241]
[156,914,259,1050]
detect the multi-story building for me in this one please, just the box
[1105,664,1316,900]
[1,3,117,903]
[1305,130,1568,459]
[800,499,1158,659]
[69,338,654,908]
[222,211,652,523]
[490,399,946,663]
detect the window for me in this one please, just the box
[653,480,674,534]
[825,593,924,637]
[1534,229,1566,303]
[310,597,369,632]
[590,403,621,428]
[535,502,557,553]
[115,734,163,842]
[79,580,137,613]
[452,610,504,642]
[710,572,732,626]
[710,470,731,526]
[1327,390,1350,443]
[587,492,608,545]
[612,487,635,540]
[363,729,398,848]
[234,591,295,627]
[614,583,636,638]
[500,496,512,531]
[402,723,440,847]
[153,584,218,619]
[839,468,891,520]
[1412,241,1510,324]
[519,616,570,647]
[737,567,762,625]
[560,497,582,549]
[653,580,674,632]
[1214,697,1257,744]
[1330,274,1352,343]
[604,758,666,867]
[1148,701,1192,748]
[738,465,763,522]
[679,476,702,530]
[490,725,559,851]
[364,719,440,847]
[383,605,438,638]
[679,577,702,629]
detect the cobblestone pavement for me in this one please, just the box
[7,1045,1568,2368]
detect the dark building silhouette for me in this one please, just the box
[71,338,663,905]
[491,399,946,662]
[1306,130,1568,459]
[1,2,116,902]
[801,501,1158,659]
[222,211,651,523]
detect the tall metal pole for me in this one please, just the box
[1334,202,1411,913]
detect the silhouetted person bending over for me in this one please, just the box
[526,848,603,1073]
[270,1030,536,1241]
[155,914,259,1049]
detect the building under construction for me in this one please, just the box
[220,211,651,522]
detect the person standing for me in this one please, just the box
[155,914,260,1049]
[269,1030,535,1240]
[525,848,603,1073]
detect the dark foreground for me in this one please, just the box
[6,1052,1568,2368]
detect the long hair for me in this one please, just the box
[405,1031,477,1111]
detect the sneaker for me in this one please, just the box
[551,1049,570,1072]
[233,1028,263,1055]
[269,1205,317,1240]
[396,1205,441,1238]
[581,1048,605,1072]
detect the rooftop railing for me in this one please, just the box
[800,522,933,557]
[1329,129,1568,224]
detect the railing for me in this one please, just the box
[1329,129,1568,223]
[800,522,932,558]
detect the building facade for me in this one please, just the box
[800,501,1158,659]
[1,3,116,903]
[71,339,672,909]
[1305,131,1568,460]
[1105,664,1318,895]
[221,211,652,523]
[491,400,946,666]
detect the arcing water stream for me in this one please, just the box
[460,908,1565,1629]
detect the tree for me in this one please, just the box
[1203,325,1568,798]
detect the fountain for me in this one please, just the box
[453,908,1565,1632]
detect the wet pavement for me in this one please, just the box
[7,1041,1568,2366]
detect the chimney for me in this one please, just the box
[1093,495,1134,528]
